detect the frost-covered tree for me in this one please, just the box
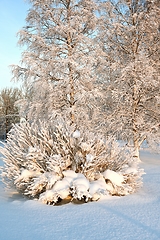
[11,0,104,128]
[99,0,160,158]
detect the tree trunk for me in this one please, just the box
[67,0,75,125]
[133,137,140,160]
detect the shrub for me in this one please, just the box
[0,120,144,204]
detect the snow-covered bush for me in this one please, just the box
[0,120,144,205]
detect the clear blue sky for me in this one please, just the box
[0,0,30,90]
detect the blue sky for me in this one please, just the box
[0,0,30,90]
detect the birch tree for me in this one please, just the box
[11,0,103,129]
[100,0,160,158]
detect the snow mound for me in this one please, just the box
[102,169,124,186]
[62,170,78,178]
[40,178,70,204]
[89,177,107,201]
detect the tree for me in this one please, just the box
[99,0,160,159]
[0,87,22,139]
[11,0,104,129]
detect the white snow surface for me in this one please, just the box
[0,149,160,240]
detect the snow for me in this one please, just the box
[72,130,81,138]
[89,177,107,201]
[86,153,94,162]
[0,150,160,240]
[102,169,124,186]
[40,178,70,204]
[15,169,35,182]
[62,170,78,178]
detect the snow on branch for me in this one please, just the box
[0,120,144,205]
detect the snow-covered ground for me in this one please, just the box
[0,150,160,240]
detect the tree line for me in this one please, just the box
[0,87,23,139]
